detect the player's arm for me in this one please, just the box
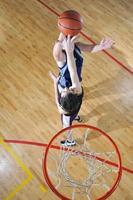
[76,37,114,53]
[49,71,59,105]
[53,32,66,62]
[64,35,82,93]
[49,71,67,114]
[76,42,96,52]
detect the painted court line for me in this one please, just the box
[4,139,133,175]
[0,137,33,200]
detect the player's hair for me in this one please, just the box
[60,93,80,114]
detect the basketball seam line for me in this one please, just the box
[58,23,81,30]
[59,17,82,23]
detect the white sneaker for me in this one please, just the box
[74,115,82,122]
[60,140,76,147]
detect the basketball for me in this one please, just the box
[58,10,83,36]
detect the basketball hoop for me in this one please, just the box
[43,124,122,200]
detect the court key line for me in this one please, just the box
[37,0,133,75]
[0,137,33,200]
[4,139,133,175]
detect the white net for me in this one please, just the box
[44,125,122,200]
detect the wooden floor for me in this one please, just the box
[0,0,133,199]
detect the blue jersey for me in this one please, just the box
[58,45,83,88]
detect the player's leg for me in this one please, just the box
[60,114,76,146]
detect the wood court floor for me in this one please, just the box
[0,0,133,199]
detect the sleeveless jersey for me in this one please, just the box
[58,45,83,88]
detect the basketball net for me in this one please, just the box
[43,124,122,200]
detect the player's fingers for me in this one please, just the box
[100,38,106,44]
[104,37,114,43]
[48,71,52,78]
[61,32,66,39]
[49,70,54,76]
[107,39,115,46]
[71,34,80,43]
[67,35,71,41]
[62,36,67,47]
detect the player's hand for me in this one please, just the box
[58,32,66,42]
[62,34,80,53]
[99,37,115,50]
[49,71,58,82]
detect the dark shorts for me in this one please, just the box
[61,112,78,127]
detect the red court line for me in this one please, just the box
[37,0,59,16]
[81,32,133,75]
[4,139,133,174]
[37,0,133,75]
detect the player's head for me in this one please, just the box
[60,89,80,114]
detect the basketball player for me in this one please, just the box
[50,33,114,146]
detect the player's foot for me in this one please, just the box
[74,115,82,122]
[60,140,76,147]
